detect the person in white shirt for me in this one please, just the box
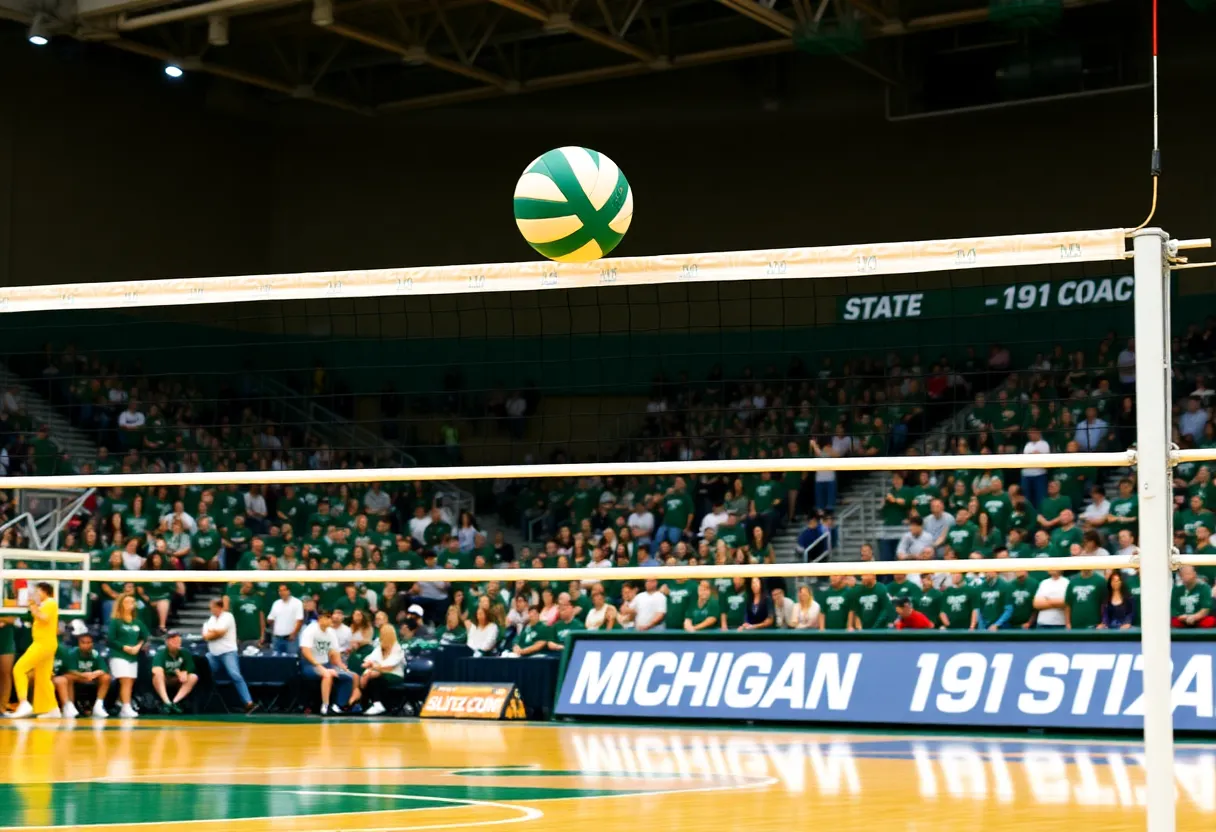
[300,611,361,715]
[584,588,615,630]
[698,502,728,538]
[360,624,405,715]
[161,503,198,534]
[202,598,257,714]
[581,546,614,589]
[1020,427,1051,508]
[1033,571,1070,628]
[408,506,431,546]
[267,584,305,655]
[627,504,655,545]
[1114,529,1140,561]
[117,401,145,435]
[632,578,667,631]
[506,595,530,633]
[362,483,392,516]
[897,517,935,561]
[770,586,798,629]
[330,610,353,656]
[465,606,500,654]
[1080,486,1111,530]
[788,585,821,629]
[1117,338,1136,388]
[922,499,955,556]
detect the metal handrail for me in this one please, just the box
[256,377,476,515]
[1,488,95,551]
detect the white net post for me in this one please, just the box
[1133,227,1175,832]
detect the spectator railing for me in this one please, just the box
[0,487,94,551]
[257,376,477,514]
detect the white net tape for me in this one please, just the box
[0,450,1137,490]
[3,554,1135,584]
[0,228,1128,312]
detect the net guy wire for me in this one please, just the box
[0,228,1129,313]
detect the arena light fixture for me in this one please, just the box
[207,15,228,46]
[164,63,184,78]
[312,0,333,27]
[27,13,51,45]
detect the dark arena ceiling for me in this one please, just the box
[0,0,1205,116]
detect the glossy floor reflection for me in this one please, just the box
[0,717,1212,830]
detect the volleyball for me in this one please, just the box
[513,146,633,263]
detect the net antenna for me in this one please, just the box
[1133,0,1161,232]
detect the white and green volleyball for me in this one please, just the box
[513,146,633,263]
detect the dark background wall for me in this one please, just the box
[1,13,1214,289]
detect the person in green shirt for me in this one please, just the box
[548,596,586,650]
[510,605,552,656]
[944,510,979,561]
[1005,528,1033,559]
[1037,479,1073,531]
[1008,572,1040,629]
[150,631,199,714]
[975,572,1014,630]
[437,605,468,645]
[189,515,222,571]
[942,574,977,630]
[656,477,695,545]
[685,581,721,631]
[29,425,60,476]
[721,577,749,630]
[1065,570,1106,630]
[905,471,935,519]
[227,582,266,644]
[334,584,370,618]
[848,575,894,630]
[1105,478,1139,537]
[663,575,695,630]
[1174,495,1216,549]
[716,513,748,550]
[1029,529,1055,559]
[817,576,853,630]
[327,528,354,567]
[1171,566,1215,628]
[61,633,111,719]
[978,479,1013,533]
[423,508,453,549]
[887,574,922,604]
[1049,510,1085,558]
[915,574,943,627]
[1192,525,1216,585]
[880,474,912,562]
[107,594,150,719]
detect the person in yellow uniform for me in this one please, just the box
[6,582,59,719]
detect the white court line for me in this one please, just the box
[287,790,542,831]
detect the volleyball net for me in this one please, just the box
[0,224,1209,831]
[0,227,1166,475]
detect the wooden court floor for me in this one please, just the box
[0,717,1212,831]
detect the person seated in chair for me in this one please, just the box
[300,609,362,716]
[57,633,110,719]
[360,624,405,716]
[150,631,199,714]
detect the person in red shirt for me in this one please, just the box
[894,597,934,630]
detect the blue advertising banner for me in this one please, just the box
[554,635,1216,730]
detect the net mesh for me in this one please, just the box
[0,245,1209,637]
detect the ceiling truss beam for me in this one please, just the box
[487,0,655,63]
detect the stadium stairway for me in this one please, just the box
[0,362,98,468]
[772,402,977,569]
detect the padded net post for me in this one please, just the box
[1132,227,1174,832]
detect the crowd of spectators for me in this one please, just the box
[4,317,1216,717]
